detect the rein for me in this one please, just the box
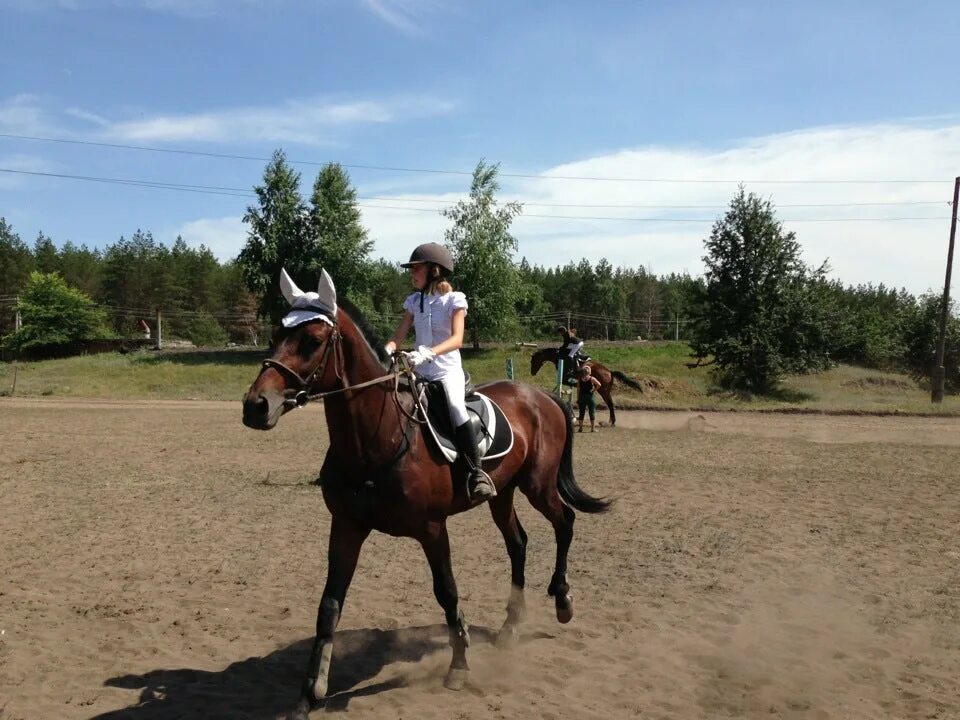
[287,368,406,408]
[262,324,425,423]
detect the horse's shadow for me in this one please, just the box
[89,624,516,719]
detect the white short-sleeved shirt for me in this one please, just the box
[403,290,468,380]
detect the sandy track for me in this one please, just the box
[1,398,959,719]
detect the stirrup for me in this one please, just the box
[469,469,497,502]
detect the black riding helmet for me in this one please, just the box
[401,242,454,275]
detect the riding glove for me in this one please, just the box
[404,345,436,367]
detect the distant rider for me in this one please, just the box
[557,325,585,383]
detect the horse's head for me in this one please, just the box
[530,348,554,377]
[242,268,340,430]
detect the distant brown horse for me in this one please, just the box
[530,347,643,427]
[242,274,610,719]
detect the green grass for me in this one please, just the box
[2,342,958,415]
[0,348,265,401]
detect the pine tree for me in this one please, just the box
[33,232,59,274]
[58,241,102,299]
[0,218,34,337]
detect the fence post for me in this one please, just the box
[556,358,564,395]
[14,296,21,333]
[505,357,514,380]
[155,308,163,350]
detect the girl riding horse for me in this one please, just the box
[242,268,610,718]
[385,242,496,504]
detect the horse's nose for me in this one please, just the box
[242,393,270,429]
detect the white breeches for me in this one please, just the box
[417,365,470,426]
[567,341,584,357]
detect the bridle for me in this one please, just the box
[259,322,342,409]
[258,319,425,423]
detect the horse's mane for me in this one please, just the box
[337,297,390,366]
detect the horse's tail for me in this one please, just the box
[611,370,643,392]
[548,393,612,514]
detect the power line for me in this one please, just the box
[1,132,953,184]
[5,167,951,210]
[1,167,950,224]
[0,168,254,198]
[356,195,952,210]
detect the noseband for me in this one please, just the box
[260,324,342,409]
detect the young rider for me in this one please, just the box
[384,242,497,504]
[557,325,585,382]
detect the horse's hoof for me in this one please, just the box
[287,698,313,720]
[444,667,469,691]
[310,676,328,703]
[496,625,519,649]
[556,595,574,624]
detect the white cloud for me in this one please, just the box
[173,116,958,296]
[361,201,450,262]
[173,216,246,261]
[358,120,960,295]
[132,0,229,16]
[0,93,456,145]
[360,0,432,33]
[105,96,455,144]
[0,94,59,135]
[64,107,111,127]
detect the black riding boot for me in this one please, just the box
[453,422,497,503]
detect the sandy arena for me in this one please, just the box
[1,398,959,719]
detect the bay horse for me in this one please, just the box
[241,271,610,719]
[530,347,644,427]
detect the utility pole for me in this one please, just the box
[14,296,21,333]
[932,176,959,403]
[155,308,163,351]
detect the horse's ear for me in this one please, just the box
[317,268,338,316]
[280,268,303,306]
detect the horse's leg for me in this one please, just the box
[522,485,577,624]
[419,521,471,690]
[600,382,616,426]
[548,501,576,623]
[488,486,527,647]
[293,515,369,718]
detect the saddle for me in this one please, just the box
[414,374,515,464]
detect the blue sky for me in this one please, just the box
[1,0,958,294]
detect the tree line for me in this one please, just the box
[1,153,956,392]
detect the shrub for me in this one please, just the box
[903,293,960,393]
[2,271,113,352]
[185,312,228,347]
